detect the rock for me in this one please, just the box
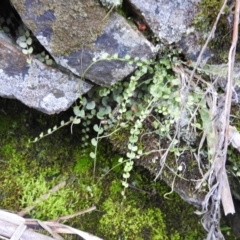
[176,32,213,64]
[0,32,92,114]
[128,0,200,44]
[128,0,214,64]
[10,0,157,86]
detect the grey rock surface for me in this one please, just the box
[0,32,92,114]
[10,0,157,86]
[128,0,200,44]
[176,32,213,64]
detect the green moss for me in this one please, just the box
[99,198,168,240]
[192,0,233,63]
[73,151,93,174]
[11,0,108,55]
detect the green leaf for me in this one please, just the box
[134,57,139,62]
[86,101,95,110]
[233,166,238,171]
[26,37,32,45]
[124,163,133,172]
[101,52,109,59]
[26,58,31,64]
[53,126,57,130]
[46,59,53,65]
[129,135,138,143]
[98,128,104,135]
[97,112,104,120]
[91,138,98,147]
[163,95,169,99]
[104,106,111,115]
[61,120,65,126]
[22,49,28,55]
[124,54,131,60]
[101,97,109,106]
[171,78,180,85]
[79,109,85,118]
[73,118,81,124]
[126,152,135,159]
[19,41,27,48]
[25,30,30,37]
[123,172,130,179]
[81,97,87,106]
[98,106,111,116]
[18,35,26,42]
[47,129,52,134]
[128,143,133,150]
[73,106,85,117]
[40,132,44,138]
[175,96,181,102]
[93,124,99,132]
[91,109,96,115]
[122,181,129,188]
[125,110,133,120]
[118,157,123,163]
[28,47,33,54]
[113,53,118,59]
[137,149,143,155]
[90,152,96,159]
[131,145,138,152]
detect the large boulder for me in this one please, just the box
[0,32,92,114]
[10,0,157,86]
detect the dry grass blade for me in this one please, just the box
[45,222,104,240]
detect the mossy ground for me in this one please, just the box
[0,97,213,239]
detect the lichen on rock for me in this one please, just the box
[10,0,108,55]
